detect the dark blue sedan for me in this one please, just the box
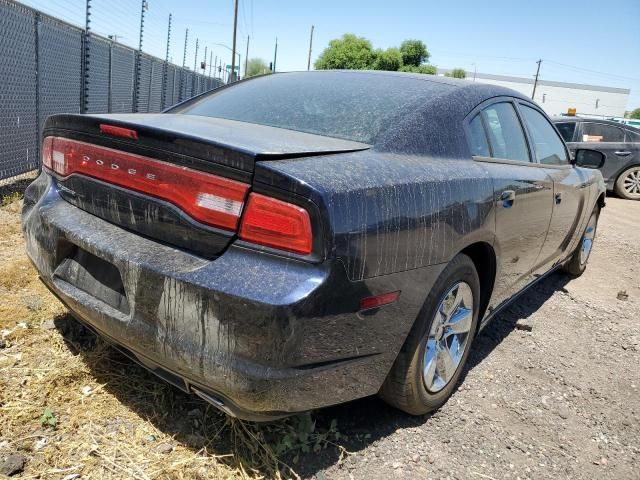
[23,71,605,420]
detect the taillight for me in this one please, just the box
[239,193,313,255]
[42,137,249,231]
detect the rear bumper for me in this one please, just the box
[22,173,441,420]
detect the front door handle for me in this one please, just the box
[501,190,516,208]
[615,151,632,156]
[555,192,563,204]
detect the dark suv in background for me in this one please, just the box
[553,117,640,200]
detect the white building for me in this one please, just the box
[438,70,630,118]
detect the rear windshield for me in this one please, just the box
[554,122,576,142]
[175,72,438,144]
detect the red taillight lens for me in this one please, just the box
[42,136,54,170]
[239,193,313,255]
[42,137,249,231]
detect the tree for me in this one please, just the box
[445,68,467,79]
[373,48,403,71]
[399,64,437,75]
[399,40,430,67]
[630,108,640,120]
[245,58,269,78]
[314,34,377,70]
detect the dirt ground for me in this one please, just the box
[0,183,638,480]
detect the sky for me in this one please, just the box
[21,0,640,110]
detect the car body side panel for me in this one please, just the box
[254,152,496,281]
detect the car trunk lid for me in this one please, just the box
[42,114,369,258]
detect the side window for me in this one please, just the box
[554,122,576,142]
[581,123,625,143]
[520,105,568,165]
[468,114,490,157]
[625,130,640,143]
[482,102,530,162]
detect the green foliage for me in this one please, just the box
[245,58,270,78]
[445,68,467,79]
[314,34,377,70]
[373,48,403,71]
[630,108,640,120]
[39,407,57,428]
[270,414,342,462]
[399,39,430,67]
[399,64,437,75]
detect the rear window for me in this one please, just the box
[581,123,624,143]
[175,72,442,144]
[554,122,576,142]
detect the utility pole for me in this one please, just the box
[532,59,542,100]
[193,38,199,71]
[244,35,249,79]
[230,0,239,82]
[273,37,278,73]
[307,25,314,71]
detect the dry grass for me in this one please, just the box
[0,193,344,479]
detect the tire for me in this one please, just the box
[563,207,599,277]
[614,166,640,200]
[379,253,480,416]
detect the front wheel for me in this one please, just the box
[563,208,599,277]
[614,166,640,200]
[379,254,479,415]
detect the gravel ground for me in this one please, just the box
[1,191,638,479]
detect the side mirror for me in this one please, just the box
[574,149,605,169]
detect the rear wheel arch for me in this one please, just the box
[460,242,496,328]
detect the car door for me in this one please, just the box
[466,100,554,310]
[518,103,590,270]
[572,122,626,189]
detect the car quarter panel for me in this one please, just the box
[254,152,496,281]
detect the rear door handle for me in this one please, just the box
[501,190,516,208]
[615,151,632,156]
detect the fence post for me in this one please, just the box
[34,10,41,170]
[81,0,91,113]
[161,13,171,110]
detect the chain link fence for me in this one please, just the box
[0,0,224,185]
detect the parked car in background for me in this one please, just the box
[553,117,640,200]
[23,72,606,420]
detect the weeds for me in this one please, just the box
[0,191,22,208]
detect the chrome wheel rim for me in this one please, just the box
[622,168,640,198]
[423,282,474,393]
[579,214,597,266]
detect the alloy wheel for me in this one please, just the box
[622,167,640,199]
[423,282,474,393]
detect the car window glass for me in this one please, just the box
[625,130,640,142]
[581,123,624,142]
[520,105,568,165]
[482,102,530,162]
[468,114,490,157]
[554,122,576,142]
